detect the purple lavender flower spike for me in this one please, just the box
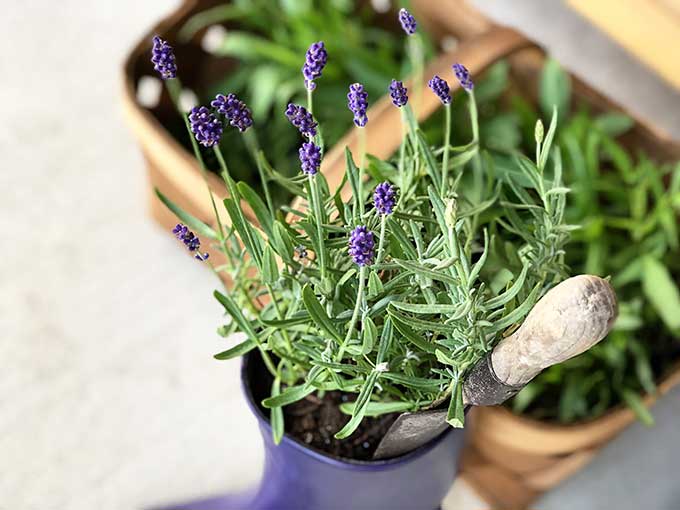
[347,83,368,127]
[151,35,177,80]
[398,8,417,35]
[373,182,397,215]
[188,106,223,147]
[211,93,253,132]
[302,41,328,91]
[348,226,375,266]
[428,75,451,105]
[299,142,322,175]
[173,223,209,261]
[389,80,408,108]
[452,63,474,91]
[285,103,318,138]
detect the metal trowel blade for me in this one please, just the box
[372,409,449,460]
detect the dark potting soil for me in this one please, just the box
[283,391,399,461]
[246,352,399,461]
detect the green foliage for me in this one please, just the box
[191,90,569,439]
[492,61,680,424]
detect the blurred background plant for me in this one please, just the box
[435,58,680,424]
[167,0,434,206]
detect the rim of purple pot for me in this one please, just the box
[241,351,454,470]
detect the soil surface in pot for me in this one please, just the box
[284,391,398,461]
[247,353,399,461]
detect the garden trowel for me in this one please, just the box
[373,274,618,459]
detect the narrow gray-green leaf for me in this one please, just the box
[213,337,257,360]
[155,188,218,240]
[301,284,344,343]
[270,377,284,444]
[262,384,315,408]
[335,370,380,439]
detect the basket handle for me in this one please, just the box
[414,0,494,40]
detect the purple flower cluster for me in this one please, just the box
[373,182,397,215]
[189,106,223,147]
[452,63,474,91]
[348,226,375,266]
[211,93,253,132]
[389,80,408,108]
[428,75,451,105]
[299,142,322,175]
[398,8,417,35]
[347,83,368,127]
[302,41,328,91]
[173,223,209,261]
[151,35,177,80]
[285,103,318,138]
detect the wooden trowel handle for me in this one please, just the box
[463,275,618,406]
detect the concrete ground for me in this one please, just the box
[2,1,679,509]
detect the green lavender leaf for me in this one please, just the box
[390,302,463,315]
[214,290,261,346]
[237,181,273,238]
[367,271,384,297]
[486,263,530,309]
[301,284,344,343]
[270,377,284,444]
[262,245,279,284]
[213,337,257,360]
[155,188,218,240]
[376,318,393,365]
[223,197,263,268]
[487,283,541,335]
[539,106,558,171]
[446,380,465,428]
[393,258,459,286]
[388,309,436,353]
[360,316,378,355]
[339,401,414,417]
[262,384,316,408]
[335,370,380,439]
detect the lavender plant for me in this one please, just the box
[152,11,572,445]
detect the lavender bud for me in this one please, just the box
[398,8,417,35]
[373,182,397,215]
[302,41,328,91]
[173,223,209,261]
[188,106,223,147]
[428,75,451,105]
[389,79,408,108]
[211,93,253,132]
[285,103,318,138]
[151,35,177,80]
[299,142,322,175]
[452,63,474,91]
[348,226,375,267]
[347,83,368,128]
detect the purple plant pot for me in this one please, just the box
[156,352,465,510]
